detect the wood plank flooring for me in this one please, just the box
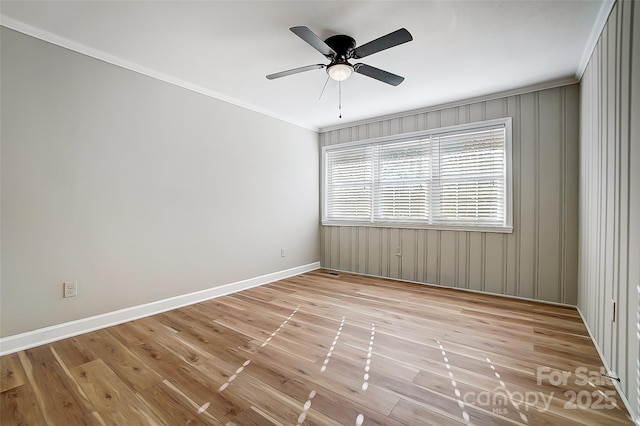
[0,270,634,425]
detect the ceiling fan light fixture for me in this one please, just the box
[327,63,353,81]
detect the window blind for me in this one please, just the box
[325,146,373,221]
[435,128,506,224]
[322,118,511,232]
[375,139,431,221]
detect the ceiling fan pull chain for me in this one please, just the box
[319,75,330,100]
[339,80,342,119]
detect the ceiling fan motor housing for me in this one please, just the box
[324,34,356,60]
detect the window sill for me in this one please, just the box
[321,220,513,234]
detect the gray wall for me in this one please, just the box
[0,28,320,337]
[320,84,579,305]
[579,0,640,421]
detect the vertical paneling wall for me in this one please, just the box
[579,1,639,422]
[320,84,579,305]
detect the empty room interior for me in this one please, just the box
[1,1,639,425]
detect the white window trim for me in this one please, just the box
[321,117,513,233]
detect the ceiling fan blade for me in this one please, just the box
[266,64,326,80]
[352,28,413,59]
[354,63,405,86]
[290,26,336,58]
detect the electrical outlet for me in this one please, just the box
[281,248,286,257]
[396,246,402,256]
[63,281,77,298]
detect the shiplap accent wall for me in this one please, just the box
[579,1,639,422]
[320,84,579,304]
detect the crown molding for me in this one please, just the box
[0,15,319,133]
[319,76,578,133]
[576,0,616,79]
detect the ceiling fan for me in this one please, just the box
[266,26,413,86]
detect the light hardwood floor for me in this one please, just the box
[0,270,634,425]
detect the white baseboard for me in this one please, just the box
[576,307,639,425]
[322,267,576,308]
[0,262,320,356]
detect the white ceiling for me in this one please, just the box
[1,1,609,131]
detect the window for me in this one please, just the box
[322,117,512,232]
